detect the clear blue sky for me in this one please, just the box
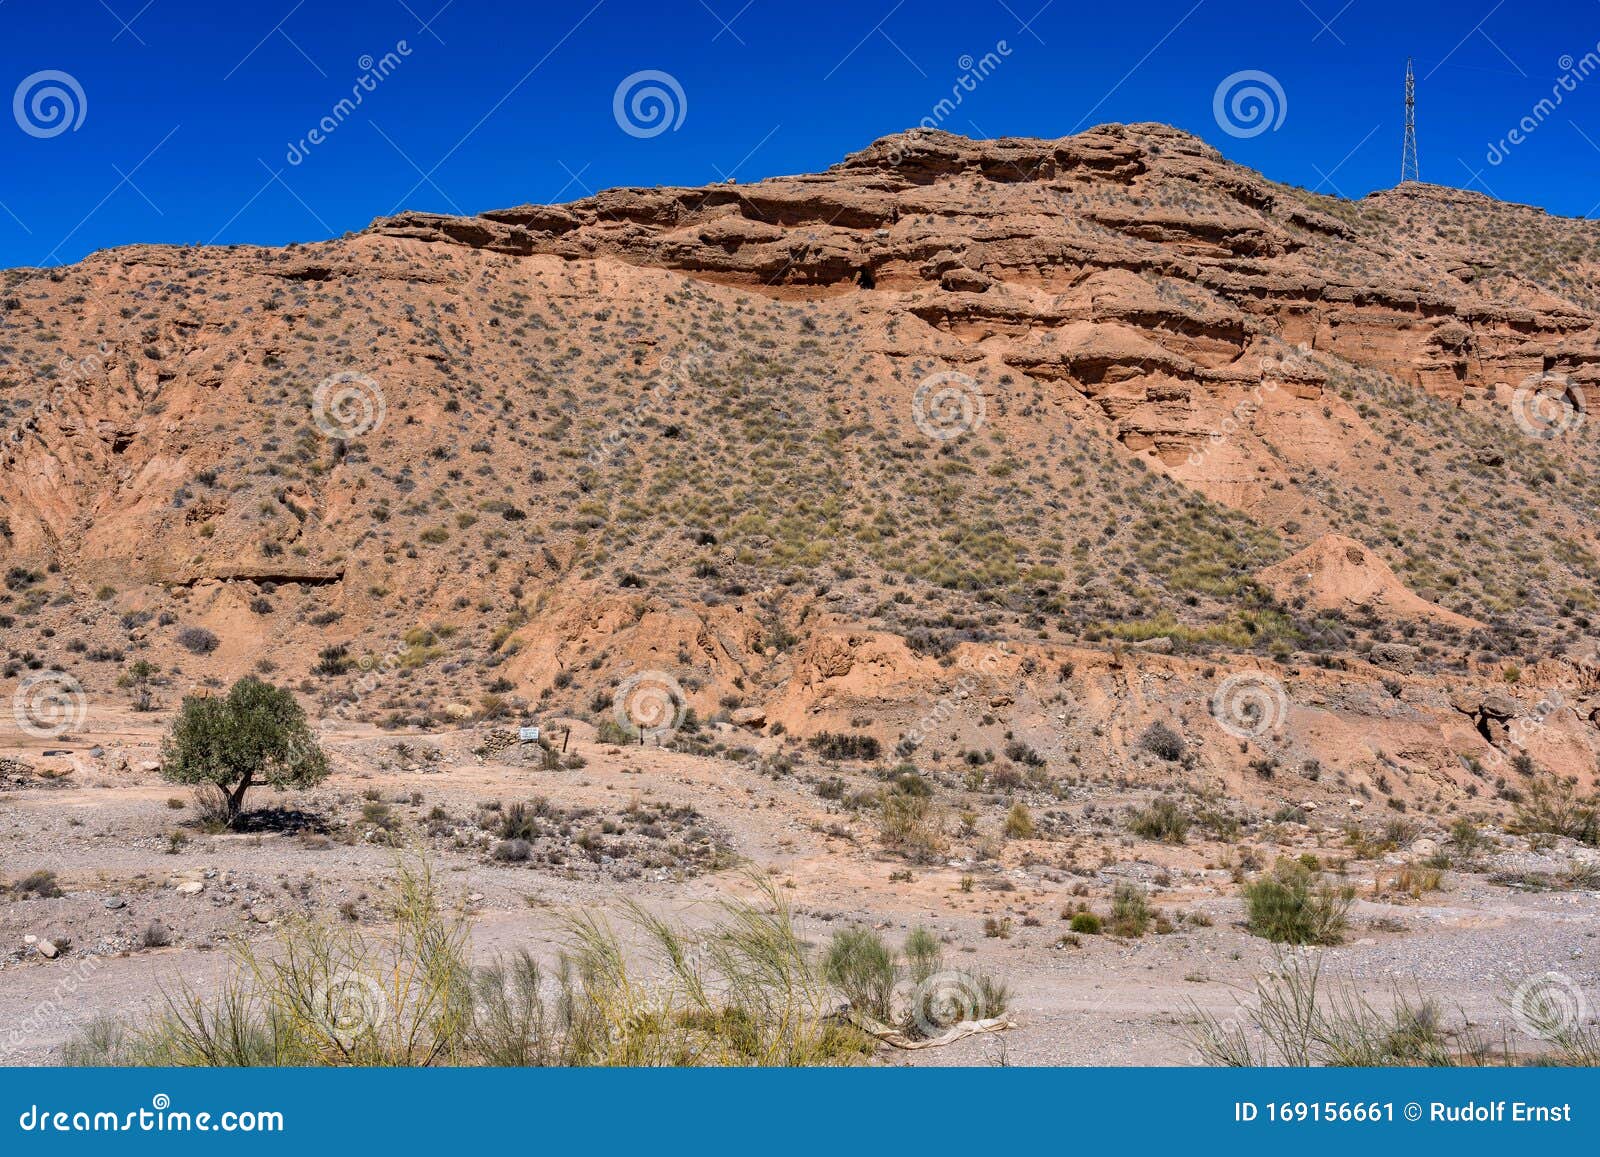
[1,0,1596,268]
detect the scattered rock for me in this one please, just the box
[1370,642,1420,673]
[731,706,767,729]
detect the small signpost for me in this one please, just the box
[518,725,541,743]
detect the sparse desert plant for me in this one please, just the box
[1110,882,1152,937]
[492,838,533,862]
[175,626,219,655]
[903,926,942,985]
[1129,797,1189,843]
[1242,860,1353,945]
[1186,953,1600,1067]
[1138,721,1186,762]
[60,864,877,1067]
[809,732,882,762]
[1002,801,1035,839]
[823,927,896,1023]
[1509,774,1599,846]
[878,788,947,863]
[8,869,63,898]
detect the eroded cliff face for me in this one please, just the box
[372,123,1600,468]
[7,124,1600,804]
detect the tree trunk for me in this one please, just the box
[226,772,253,828]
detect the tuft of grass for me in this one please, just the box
[1242,860,1353,945]
[1002,801,1035,839]
[60,862,891,1067]
[1510,775,1599,846]
[1186,954,1600,1067]
[1137,721,1187,763]
[1129,797,1189,843]
[823,927,896,1023]
[1109,882,1152,937]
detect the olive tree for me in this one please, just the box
[160,677,329,826]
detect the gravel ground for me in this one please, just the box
[3,717,1597,1067]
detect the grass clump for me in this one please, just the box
[1137,721,1187,763]
[1187,954,1600,1067]
[61,862,881,1067]
[1128,797,1189,843]
[825,925,1010,1039]
[1510,775,1599,846]
[1242,859,1353,945]
[1002,801,1035,839]
[878,787,947,863]
[1109,882,1153,937]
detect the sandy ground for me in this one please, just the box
[2,712,1597,1066]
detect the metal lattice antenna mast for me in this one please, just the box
[1401,57,1420,183]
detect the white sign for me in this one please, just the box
[518,726,541,743]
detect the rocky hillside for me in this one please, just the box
[4,123,1600,813]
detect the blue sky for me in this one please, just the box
[1,0,1596,267]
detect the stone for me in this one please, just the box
[103,898,126,910]
[1370,642,1420,673]
[175,880,204,896]
[730,706,766,729]
[36,940,59,959]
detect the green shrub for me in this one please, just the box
[1138,721,1186,762]
[809,732,882,762]
[1002,801,1035,838]
[878,790,946,862]
[823,927,896,1023]
[1510,775,1599,846]
[1242,859,1353,945]
[1129,797,1189,843]
[1069,911,1102,934]
[1110,883,1152,937]
[903,927,942,984]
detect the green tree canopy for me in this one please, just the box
[160,676,329,826]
